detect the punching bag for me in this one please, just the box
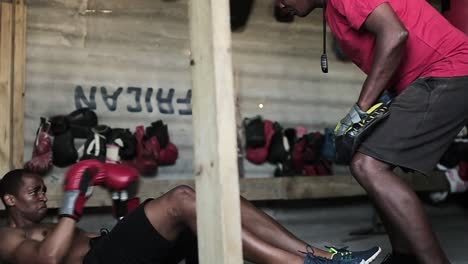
[442,0,468,34]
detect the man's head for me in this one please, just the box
[277,0,324,17]
[0,169,48,223]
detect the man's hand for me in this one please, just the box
[59,159,140,220]
[334,102,390,164]
[59,161,102,220]
[334,104,368,137]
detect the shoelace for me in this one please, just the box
[326,246,354,260]
[300,245,337,264]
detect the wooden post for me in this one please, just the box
[234,69,245,178]
[12,0,27,169]
[0,3,14,175]
[189,0,243,263]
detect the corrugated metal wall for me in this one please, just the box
[24,0,365,183]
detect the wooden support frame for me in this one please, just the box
[12,0,27,169]
[0,0,26,175]
[188,0,243,262]
[0,2,14,176]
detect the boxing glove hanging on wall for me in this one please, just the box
[230,0,254,32]
[274,0,294,23]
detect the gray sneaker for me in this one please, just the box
[303,245,381,264]
[327,246,381,264]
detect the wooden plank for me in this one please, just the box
[234,69,246,178]
[0,3,14,176]
[394,168,450,192]
[0,173,449,210]
[188,0,243,262]
[11,1,26,169]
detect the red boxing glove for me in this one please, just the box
[24,118,53,175]
[103,163,140,219]
[246,120,275,164]
[59,159,103,220]
[159,142,179,166]
[101,162,140,191]
[60,160,140,220]
[127,126,158,175]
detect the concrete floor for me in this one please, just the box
[261,197,468,263]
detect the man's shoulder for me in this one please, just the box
[0,227,27,263]
[0,226,25,238]
[0,227,27,248]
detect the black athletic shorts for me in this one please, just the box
[83,199,198,264]
[359,76,468,175]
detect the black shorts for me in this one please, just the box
[359,76,468,175]
[83,199,198,264]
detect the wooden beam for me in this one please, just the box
[234,69,246,178]
[0,173,449,211]
[0,2,14,176]
[188,0,243,262]
[11,0,26,169]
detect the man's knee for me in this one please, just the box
[166,185,195,205]
[154,185,196,220]
[350,153,391,181]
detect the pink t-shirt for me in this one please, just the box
[326,0,468,94]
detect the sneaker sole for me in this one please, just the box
[361,247,382,264]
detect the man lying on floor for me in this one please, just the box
[0,160,381,264]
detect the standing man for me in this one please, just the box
[277,0,468,263]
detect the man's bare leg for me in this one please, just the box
[239,196,332,258]
[143,185,305,264]
[350,152,450,264]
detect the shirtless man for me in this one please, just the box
[0,161,380,264]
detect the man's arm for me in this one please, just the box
[0,218,76,264]
[357,3,408,111]
[0,160,104,263]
